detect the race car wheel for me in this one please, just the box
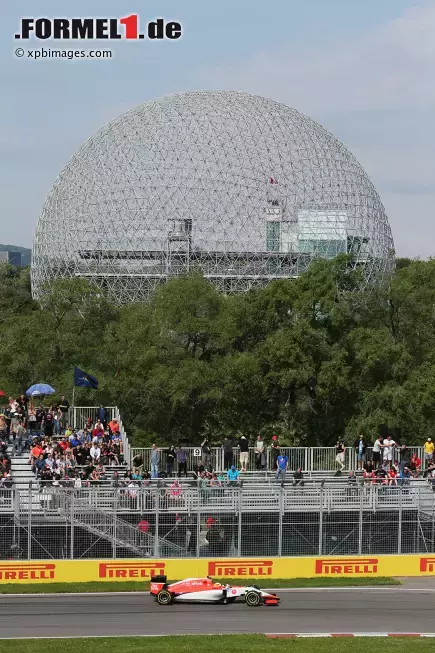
[156,589,173,605]
[245,590,262,607]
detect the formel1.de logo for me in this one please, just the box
[15,16,182,41]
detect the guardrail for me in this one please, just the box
[130,445,427,473]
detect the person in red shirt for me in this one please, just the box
[410,453,421,477]
[108,419,120,436]
[28,443,43,465]
[388,466,398,486]
[58,438,69,452]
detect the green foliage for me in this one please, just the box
[2,259,435,446]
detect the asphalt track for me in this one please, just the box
[1,588,435,638]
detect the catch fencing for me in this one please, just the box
[1,481,435,560]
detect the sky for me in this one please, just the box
[2,0,434,257]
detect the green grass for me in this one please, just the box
[0,576,400,593]
[3,636,434,653]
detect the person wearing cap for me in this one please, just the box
[227,464,240,486]
[424,438,434,465]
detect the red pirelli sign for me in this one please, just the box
[99,561,165,579]
[420,557,435,573]
[208,560,273,576]
[0,563,55,581]
[315,558,378,575]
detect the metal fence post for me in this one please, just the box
[70,490,74,559]
[237,488,242,557]
[278,487,283,557]
[358,487,363,555]
[112,490,118,559]
[318,486,323,555]
[154,490,159,558]
[196,489,201,558]
[27,482,32,560]
[398,487,403,555]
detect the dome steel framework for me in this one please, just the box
[32,90,394,303]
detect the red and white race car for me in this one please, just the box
[150,575,279,607]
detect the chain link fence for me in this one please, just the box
[1,482,434,560]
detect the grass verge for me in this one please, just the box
[3,636,434,653]
[0,576,400,593]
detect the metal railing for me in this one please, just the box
[2,481,435,559]
[130,445,427,473]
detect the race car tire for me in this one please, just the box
[156,589,173,605]
[245,590,262,607]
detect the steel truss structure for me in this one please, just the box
[0,484,433,560]
[32,91,394,303]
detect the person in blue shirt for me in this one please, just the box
[227,465,240,486]
[275,454,289,484]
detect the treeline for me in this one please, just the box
[1,256,435,447]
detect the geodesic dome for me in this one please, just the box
[32,90,394,303]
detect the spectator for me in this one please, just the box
[33,453,46,478]
[238,436,249,472]
[176,446,188,478]
[108,418,120,437]
[53,409,63,436]
[388,466,398,486]
[271,436,280,470]
[275,452,288,484]
[14,420,26,456]
[424,438,434,465]
[27,404,37,432]
[372,436,383,469]
[354,435,367,470]
[335,440,346,471]
[201,438,212,469]
[0,414,5,436]
[227,464,240,486]
[58,395,70,430]
[398,444,411,473]
[292,467,304,487]
[381,434,396,470]
[399,466,411,485]
[169,479,183,504]
[90,443,101,464]
[132,453,144,477]
[222,437,233,470]
[255,436,265,471]
[43,410,54,438]
[364,459,375,475]
[164,446,176,477]
[151,443,160,478]
[410,453,421,477]
[96,406,108,429]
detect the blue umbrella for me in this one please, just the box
[26,383,56,396]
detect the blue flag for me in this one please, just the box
[74,366,99,390]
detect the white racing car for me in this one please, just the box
[150,575,279,606]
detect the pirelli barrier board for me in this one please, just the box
[2,556,435,583]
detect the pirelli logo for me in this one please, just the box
[0,563,55,581]
[420,557,435,573]
[208,560,273,576]
[99,562,165,579]
[315,558,378,575]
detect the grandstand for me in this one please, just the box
[1,406,435,562]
